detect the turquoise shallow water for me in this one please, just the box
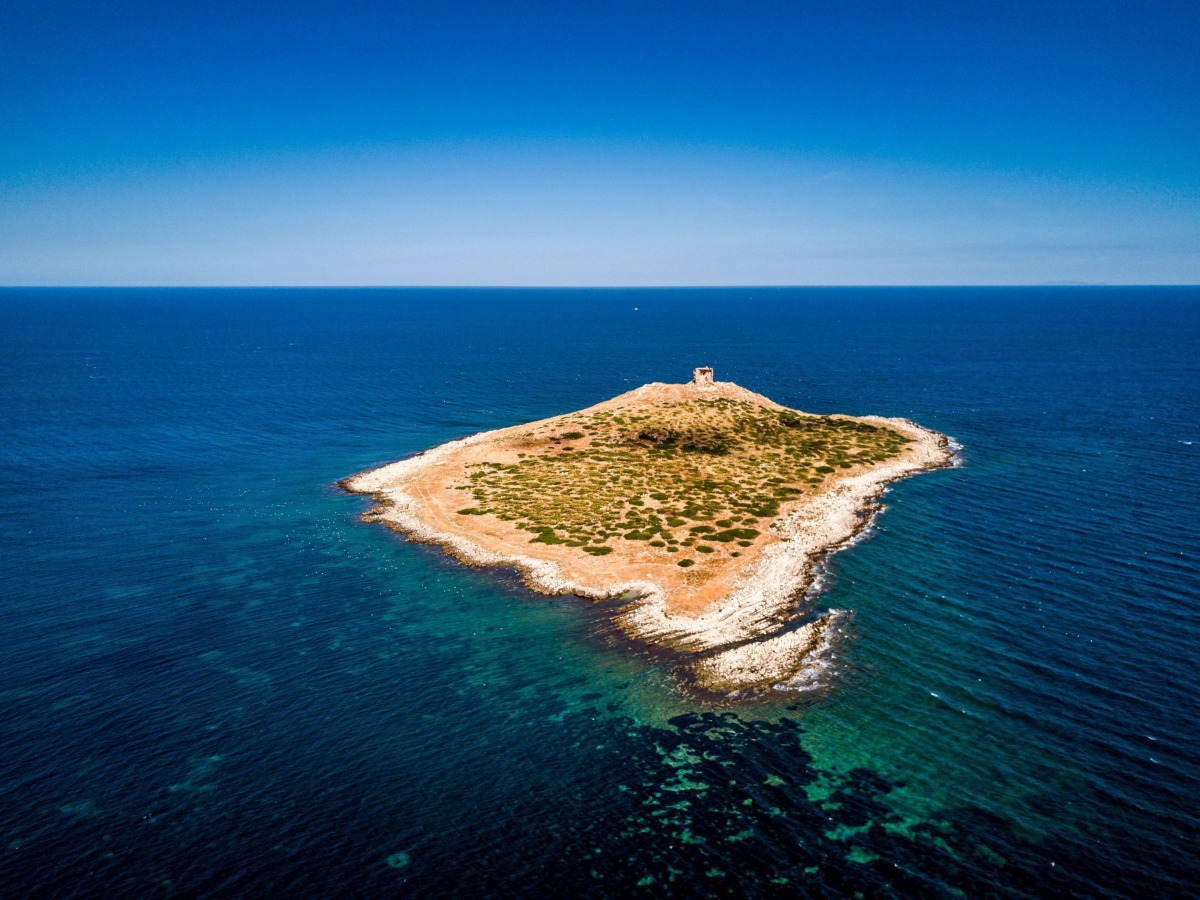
[1,287,1198,897]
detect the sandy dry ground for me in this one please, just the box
[343,377,951,693]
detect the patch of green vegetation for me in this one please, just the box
[749,502,779,517]
[453,396,910,562]
[711,528,760,542]
[678,558,694,567]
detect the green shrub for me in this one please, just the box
[677,559,694,567]
[711,528,760,542]
[452,395,909,558]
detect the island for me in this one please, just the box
[342,369,952,694]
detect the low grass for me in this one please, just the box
[452,397,910,565]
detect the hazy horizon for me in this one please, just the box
[3,1,1197,286]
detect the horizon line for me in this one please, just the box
[5,283,1200,290]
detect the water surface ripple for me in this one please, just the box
[1,287,1197,898]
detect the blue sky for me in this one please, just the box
[2,0,1197,285]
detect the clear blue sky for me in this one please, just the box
[2,0,1197,285]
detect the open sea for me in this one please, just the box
[1,287,1198,898]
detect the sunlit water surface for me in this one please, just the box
[1,288,1197,898]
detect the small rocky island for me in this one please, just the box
[343,369,951,694]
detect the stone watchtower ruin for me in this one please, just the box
[692,367,714,385]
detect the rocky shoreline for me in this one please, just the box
[341,384,953,695]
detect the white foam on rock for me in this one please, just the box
[695,612,837,691]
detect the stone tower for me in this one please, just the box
[692,367,714,386]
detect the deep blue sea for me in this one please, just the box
[1,287,1198,898]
